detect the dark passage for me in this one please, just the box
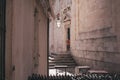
[0,0,6,80]
[67,28,70,51]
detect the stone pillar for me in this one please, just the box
[37,5,48,75]
[49,19,54,53]
[71,0,76,51]
[12,0,34,80]
[6,0,13,80]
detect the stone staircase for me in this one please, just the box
[49,52,77,69]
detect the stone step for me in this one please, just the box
[49,52,77,68]
[49,56,72,60]
[49,66,55,69]
[49,53,72,58]
[49,61,76,64]
[49,60,75,63]
[49,62,76,66]
[50,58,73,61]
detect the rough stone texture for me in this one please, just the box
[5,0,13,80]
[5,0,50,80]
[49,0,120,72]
[49,0,72,53]
[71,0,120,72]
[11,0,34,80]
[37,4,48,75]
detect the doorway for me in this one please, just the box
[0,0,6,79]
[66,28,70,51]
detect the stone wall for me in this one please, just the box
[71,0,120,72]
[11,0,34,80]
[36,3,48,75]
[49,0,72,53]
[5,0,50,80]
[6,0,13,80]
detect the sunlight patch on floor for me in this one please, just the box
[49,69,73,76]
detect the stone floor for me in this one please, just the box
[49,69,74,76]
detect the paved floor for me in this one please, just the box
[49,69,73,76]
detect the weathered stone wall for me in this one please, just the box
[6,0,49,80]
[49,19,55,53]
[49,0,72,53]
[71,0,120,72]
[49,0,65,53]
[11,0,34,80]
[6,0,13,80]
[37,3,48,75]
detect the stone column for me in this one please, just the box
[6,0,13,80]
[12,0,34,80]
[71,0,76,51]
